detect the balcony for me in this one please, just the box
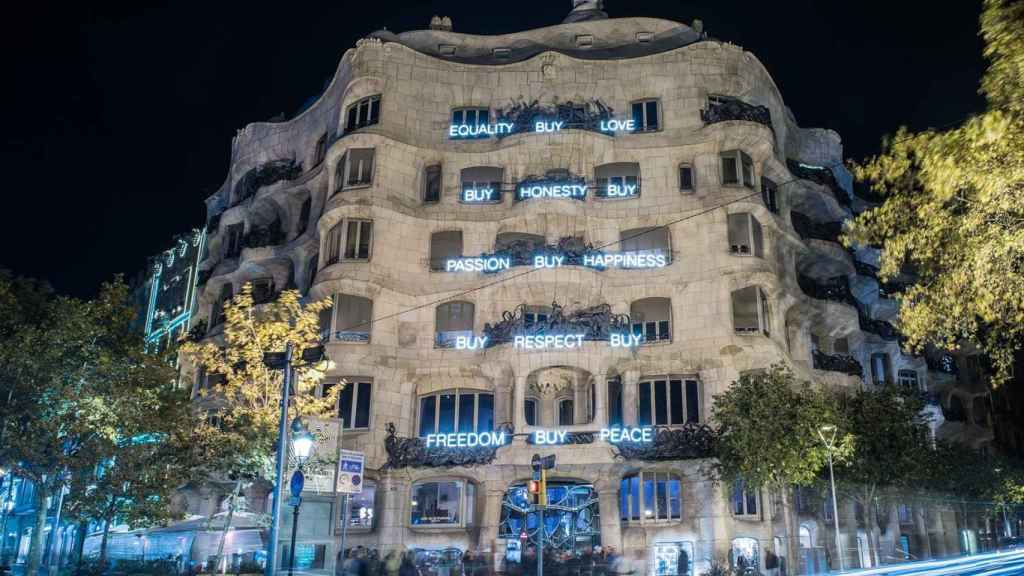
[858,312,901,341]
[700,95,773,131]
[798,274,859,309]
[232,159,303,207]
[812,349,864,377]
[791,211,844,245]
[787,160,851,208]
[243,220,286,250]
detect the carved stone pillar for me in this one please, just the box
[513,375,528,431]
[622,370,639,426]
[479,486,507,571]
[377,474,409,552]
[596,479,622,552]
[593,371,608,428]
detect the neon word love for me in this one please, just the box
[600,427,654,443]
[610,333,644,347]
[599,119,636,132]
[425,431,507,448]
[462,188,497,203]
[514,334,586,349]
[455,335,488,350]
[445,257,511,272]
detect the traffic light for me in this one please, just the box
[530,454,556,507]
[527,478,542,504]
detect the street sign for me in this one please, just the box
[290,469,305,498]
[337,450,365,494]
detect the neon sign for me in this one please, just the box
[448,123,515,138]
[609,333,643,347]
[605,183,638,197]
[599,119,636,132]
[447,118,637,139]
[454,335,488,350]
[516,181,587,201]
[513,334,586,349]
[425,431,507,448]
[462,188,498,203]
[600,426,654,443]
[583,252,668,269]
[445,257,511,272]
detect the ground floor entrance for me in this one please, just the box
[499,481,601,561]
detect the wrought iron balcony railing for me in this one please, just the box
[791,211,844,245]
[812,349,864,377]
[700,95,773,131]
[787,159,851,208]
[243,219,286,250]
[798,274,860,309]
[858,312,901,341]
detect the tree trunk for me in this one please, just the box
[867,499,883,567]
[26,484,49,576]
[98,517,112,572]
[780,486,798,576]
[74,521,87,571]
[212,479,243,575]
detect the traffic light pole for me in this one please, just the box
[536,506,544,576]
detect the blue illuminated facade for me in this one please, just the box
[141,228,206,350]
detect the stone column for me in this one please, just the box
[596,479,622,553]
[513,375,528,431]
[622,370,639,426]
[377,474,409,552]
[593,372,608,428]
[479,485,506,572]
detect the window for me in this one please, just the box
[523,305,551,328]
[492,48,511,59]
[460,166,503,203]
[324,219,373,265]
[607,377,623,427]
[575,34,593,47]
[410,480,475,527]
[557,398,575,426]
[430,231,463,271]
[439,44,457,56]
[335,378,372,429]
[318,300,332,342]
[595,162,641,198]
[621,227,671,262]
[731,481,759,517]
[727,213,764,257]
[451,108,490,136]
[637,377,701,426]
[636,31,654,43]
[871,353,891,385]
[435,301,475,347]
[313,133,328,167]
[333,294,373,342]
[334,148,375,192]
[418,390,494,436]
[620,472,682,523]
[342,480,376,529]
[732,286,771,336]
[898,503,911,524]
[423,164,442,203]
[345,95,381,133]
[224,223,244,258]
[898,369,919,390]
[679,164,695,193]
[631,297,672,343]
[834,337,850,355]
[721,150,755,188]
[296,197,312,236]
[524,398,537,426]
[281,544,326,570]
[631,99,660,131]
[210,284,233,327]
[250,278,275,304]
[761,177,779,213]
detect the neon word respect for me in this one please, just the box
[445,257,511,272]
[514,334,586,349]
[425,431,507,448]
[600,426,654,443]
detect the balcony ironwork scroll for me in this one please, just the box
[611,423,716,461]
[243,219,286,249]
[480,301,632,347]
[791,211,844,244]
[798,274,860,309]
[383,422,514,469]
[700,95,772,131]
[787,159,850,208]
[495,98,615,138]
[233,159,303,206]
[858,312,901,341]
[812,349,864,377]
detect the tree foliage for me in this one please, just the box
[845,0,1024,385]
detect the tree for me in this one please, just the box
[713,365,850,573]
[845,0,1024,385]
[0,276,182,576]
[834,384,933,565]
[179,283,338,571]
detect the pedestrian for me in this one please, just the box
[385,551,403,576]
[676,547,689,576]
[400,551,419,576]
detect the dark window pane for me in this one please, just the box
[746,490,757,515]
[524,399,536,426]
[424,165,442,203]
[722,155,739,184]
[369,98,380,125]
[680,166,693,190]
[347,107,358,132]
[345,222,359,259]
[685,380,700,423]
[458,393,475,432]
[438,393,456,433]
[656,477,668,519]
[732,482,744,515]
[419,397,436,437]
[658,320,670,341]
[355,381,371,428]
[645,321,657,342]
[452,110,464,125]
[630,476,641,520]
[669,480,681,518]
[643,477,655,520]
[339,385,354,428]
[620,479,630,521]
[654,380,668,425]
[558,400,574,426]
[670,379,684,424]
[358,222,372,259]
[638,381,652,426]
[645,101,659,129]
[478,394,494,431]
[632,102,643,127]
[608,378,623,427]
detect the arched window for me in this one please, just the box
[799,526,812,549]
[557,398,575,426]
[619,472,682,523]
[410,480,476,527]
[631,297,672,343]
[727,213,764,257]
[435,301,475,347]
[418,390,494,437]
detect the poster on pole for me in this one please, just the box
[337,450,365,495]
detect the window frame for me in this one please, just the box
[417,388,495,437]
[557,397,575,426]
[409,479,476,528]
[429,230,464,272]
[313,132,328,167]
[761,177,779,213]
[341,479,377,531]
[731,480,760,518]
[524,397,538,426]
[731,286,771,336]
[331,293,373,343]
[434,301,476,348]
[619,471,684,524]
[679,163,695,194]
[334,148,376,192]
[223,223,244,259]
[450,108,491,139]
[344,95,381,134]
[594,162,642,200]
[897,369,920,390]
[871,353,892,386]
[459,166,504,204]
[630,297,672,344]
[323,219,374,266]
[630,98,661,132]
[636,376,702,427]
[727,213,764,257]
[423,164,443,204]
[721,150,755,188]
[325,377,373,430]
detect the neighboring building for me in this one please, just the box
[185,2,1004,574]
[140,228,207,351]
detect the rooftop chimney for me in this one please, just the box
[429,15,453,31]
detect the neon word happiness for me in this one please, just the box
[445,257,511,272]
[462,188,497,203]
[425,431,507,448]
[583,252,668,269]
[600,426,654,443]
[517,182,587,201]
[514,334,585,349]
[449,123,515,138]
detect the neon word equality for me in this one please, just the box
[449,123,515,138]
[462,188,497,203]
[517,181,588,201]
[513,334,586,349]
[445,256,511,272]
[425,430,507,448]
[600,426,654,443]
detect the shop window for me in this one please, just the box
[423,164,443,203]
[280,544,326,570]
[524,398,538,426]
[418,390,494,437]
[631,99,660,131]
[345,95,381,133]
[410,480,475,527]
[630,297,671,343]
[721,150,755,188]
[335,379,372,429]
[332,294,372,342]
[731,481,759,518]
[897,369,919,390]
[619,472,683,523]
[607,377,623,427]
[651,542,694,576]
[210,284,233,328]
[341,480,376,529]
[732,286,770,336]
[637,377,701,426]
[324,219,373,265]
[621,227,671,262]
[679,164,695,193]
[430,231,463,271]
[761,177,779,213]
[224,223,244,259]
[435,301,475,347]
[460,166,503,203]
[595,162,641,198]
[451,108,490,138]
[727,213,764,257]
[871,353,892,385]
[334,148,375,192]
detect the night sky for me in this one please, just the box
[1,1,987,298]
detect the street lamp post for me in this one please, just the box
[287,418,315,576]
[817,424,845,572]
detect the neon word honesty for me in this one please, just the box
[425,431,507,448]
[445,257,511,272]
[462,188,497,203]
[449,123,515,138]
[517,182,587,201]
[600,426,654,443]
[514,334,586,349]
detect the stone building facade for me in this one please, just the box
[187,3,1002,574]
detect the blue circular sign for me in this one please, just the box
[290,470,305,498]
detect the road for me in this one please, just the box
[836,550,1024,576]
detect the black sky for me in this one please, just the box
[1,1,987,298]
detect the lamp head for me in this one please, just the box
[817,424,838,447]
[291,418,315,462]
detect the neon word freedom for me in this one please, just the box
[425,431,508,448]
